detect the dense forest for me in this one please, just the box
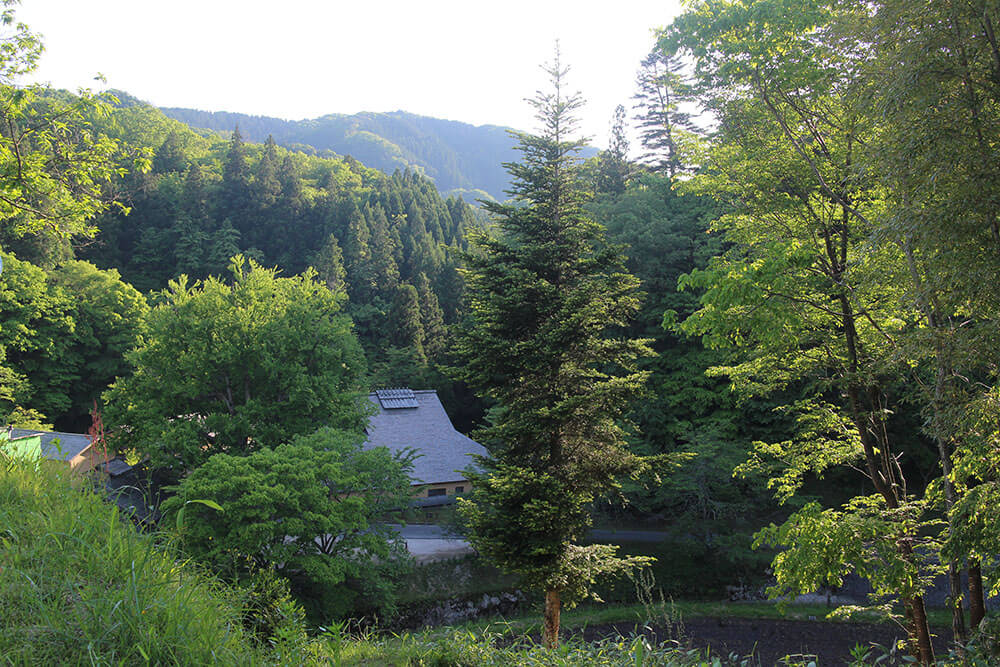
[2,0,1000,664]
[156,104,527,202]
[3,99,483,433]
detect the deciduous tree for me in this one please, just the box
[105,256,367,476]
[163,427,414,621]
[666,0,937,660]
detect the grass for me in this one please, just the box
[318,601,980,666]
[0,456,288,665]
[0,454,970,666]
[388,598,951,644]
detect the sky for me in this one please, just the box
[17,1,683,149]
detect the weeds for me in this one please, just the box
[0,458,269,665]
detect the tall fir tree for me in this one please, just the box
[153,130,188,174]
[313,233,347,294]
[595,105,631,196]
[367,204,401,297]
[454,51,655,649]
[415,271,447,362]
[633,47,694,177]
[220,126,252,235]
[389,283,426,364]
[341,200,374,303]
[254,135,282,208]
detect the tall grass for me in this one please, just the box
[0,457,274,665]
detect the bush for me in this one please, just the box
[233,565,308,649]
[163,427,414,624]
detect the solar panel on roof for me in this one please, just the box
[376,388,418,409]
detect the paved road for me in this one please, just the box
[390,524,669,562]
[391,524,470,562]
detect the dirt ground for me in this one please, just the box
[568,617,952,665]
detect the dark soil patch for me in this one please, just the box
[566,618,951,665]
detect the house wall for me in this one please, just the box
[70,444,110,474]
[413,480,470,498]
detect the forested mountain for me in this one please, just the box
[2,98,483,430]
[155,104,520,202]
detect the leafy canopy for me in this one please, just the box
[163,427,414,621]
[105,255,367,473]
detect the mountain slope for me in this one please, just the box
[158,107,519,201]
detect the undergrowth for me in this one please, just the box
[3,455,996,666]
[0,457,299,665]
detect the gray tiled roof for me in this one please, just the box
[10,428,93,462]
[362,390,488,485]
[103,457,135,477]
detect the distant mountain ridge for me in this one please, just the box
[156,106,521,202]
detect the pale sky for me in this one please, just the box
[17,1,683,149]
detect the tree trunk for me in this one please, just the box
[969,560,987,629]
[947,561,967,644]
[907,594,936,665]
[543,588,561,649]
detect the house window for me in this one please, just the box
[427,488,447,497]
[454,486,464,494]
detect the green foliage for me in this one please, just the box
[756,497,941,611]
[664,1,942,657]
[105,256,367,474]
[632,46,697,176]
[454,53,656,635]
[460,465,596,596]
[0,457,278,665]
[45,259,149,428]
[0,252,147,429]
[591,172,779,564]
[858,2,1000,623]
[595,105,631,197]
[78,103,479,407]
[162,427,415,622]
[158,107,542,202]
[233,565,308,649]
[323,625,758,666]
[0,3,148,248]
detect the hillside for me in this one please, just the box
[157,105,519,202]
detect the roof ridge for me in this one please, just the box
[11,427,89,437]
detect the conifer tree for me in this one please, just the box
[220,126,251,225]
[415,272,446,361]
[222,126,250,198]
[596,104,631,196]
[389,283,425,364]
[254,135,281,208]
[313,233,347,294]
[366,204,401,297]
[633,48,694,177]
[342,200,374,303]
[278,154,304,206]
[454,51,654,649]
[153,130,188,174]
[182,163,208,221]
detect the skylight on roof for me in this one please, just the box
[376,388,418,409]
